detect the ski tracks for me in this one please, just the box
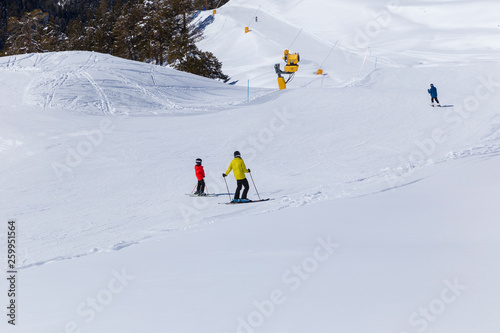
[34,53,115,115]
[43,72,70,111]
[5,55,17,69]
[150,65,178,109]
[73,53,115,115]
[79,71,115,116]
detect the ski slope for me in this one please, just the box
[1,0,500,332]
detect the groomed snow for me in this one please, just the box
[1,0,500,332]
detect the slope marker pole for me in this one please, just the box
[359,47,370,75]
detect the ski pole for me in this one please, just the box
[249,171,261,200]
[191,184,197,194]
[223,175,232,202]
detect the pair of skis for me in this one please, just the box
[220,198,272,205]
[188,172,272,204]
[186,193,272,204]
[220,171,272,204]
[186,193,219,197]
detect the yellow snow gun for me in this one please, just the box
[275,50,300,90]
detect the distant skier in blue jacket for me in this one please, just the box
[428,84,441,107]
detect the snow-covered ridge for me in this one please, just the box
[0,51,270,116]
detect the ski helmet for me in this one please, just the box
[196,158,202,164]
[234,151,241,158]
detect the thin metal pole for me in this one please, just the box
[319,40,338,69]
[247,5,261,27]
[288,28,303,50]
[249,172,261,200]
[223,176,232,202]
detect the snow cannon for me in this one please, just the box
[275,50,300,90]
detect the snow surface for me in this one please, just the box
[1,0,500,332]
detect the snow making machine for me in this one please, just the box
[274,50,300,90]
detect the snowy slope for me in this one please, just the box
[1,0,500,332]
[9,156,500,333]
[2,53,499,268]
[196,0,500,87]
[0,52,270,115]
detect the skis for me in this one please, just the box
[186,193,218,197]
[219,198,272,205]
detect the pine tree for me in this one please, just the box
[168,32,228,81]
[39,16,64,52]
[112,2,133,59]
[66,15,85,50]
[166,0,228,80]
[1,0,229,81]
[3,9,49,55]
[88,0,114,53]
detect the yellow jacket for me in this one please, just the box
[225,157,249,180]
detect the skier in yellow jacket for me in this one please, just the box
[222,151,251,202]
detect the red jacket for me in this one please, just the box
[195,165,205,181]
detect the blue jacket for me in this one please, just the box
[428,85,437,97]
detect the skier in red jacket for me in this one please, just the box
[194,158,206,196]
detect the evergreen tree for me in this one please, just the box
[168,33,228,81]
[150,0,181,65]
[86,0,114,53]
[66,15,85,50]
[1,0,229,81]
[39,16,64,52]
[3,9,49,55]
[112,2,134,59]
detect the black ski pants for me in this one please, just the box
[235,178,249,200]
[431,97,440,104]
[196,179,205,193]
